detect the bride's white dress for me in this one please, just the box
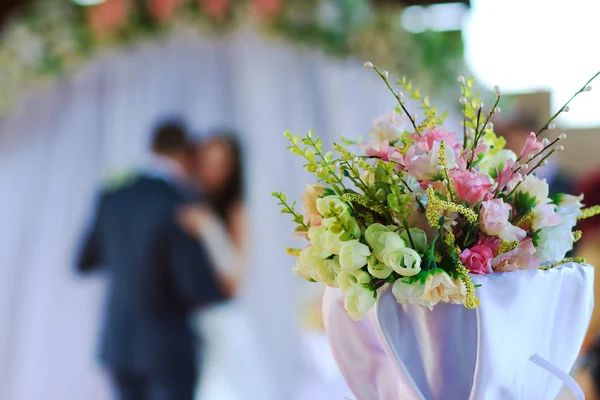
[190,214,274,400]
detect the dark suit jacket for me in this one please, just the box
[77,175,225,381]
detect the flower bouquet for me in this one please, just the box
[273,63,600,399]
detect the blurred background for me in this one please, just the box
[0,0,598,399]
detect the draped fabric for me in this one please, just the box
[0,29,411,399]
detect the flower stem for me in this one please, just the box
[372,66,421,135]
[537,70,600,137]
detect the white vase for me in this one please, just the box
[323,263,594,400]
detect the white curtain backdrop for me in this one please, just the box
[0,28,455,400]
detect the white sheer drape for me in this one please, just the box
[0,29,434,400]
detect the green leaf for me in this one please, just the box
[514,191,537,215]
[340,134,358,145]
[550,193,564,205]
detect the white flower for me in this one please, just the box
[344,284,377,320]
[307,224,331,258]
[293,246,326,281]
[408,141,457,181]
[516,175,550,204]
[365,223,392,249]
[316,195,349,217]
[381,248,422,277]
[367,253,394,279]
[339,240,371,271]
[314,257,341,287]
[530,204,560,231]
[301,184,326,225]
[368,112,404,144]
[477,149,516,177]
[534,225,574,264]
[322,229,346,255]
[337,269,371,293]
[422,270,464,308]
[392,278,427,306]
[556,194,584,228]
[558,194,584,207]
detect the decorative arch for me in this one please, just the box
[0,0,463,111]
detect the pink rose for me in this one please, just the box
[201,0,230,19]
[459,243,494,274]
[253,0,282,18]
[480,199,526,242]
[450,169,493,204]
[88,0,129,34]
[492,239,540,272]
[520,132,544,159]
[147,0,180,22]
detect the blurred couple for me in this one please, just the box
[77,122,270,400]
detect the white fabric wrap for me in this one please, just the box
[324,263,594,400]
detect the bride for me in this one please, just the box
[177,134,273,400]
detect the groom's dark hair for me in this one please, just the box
[151,121,190,154]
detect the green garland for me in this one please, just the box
[0,0,464,111]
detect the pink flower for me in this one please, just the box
[531,204,561,231]
[201,0,230,19]
[366,140,404,166]
[459,243,494,274]
[496,158,519,192]
[492,239,540,272]
[408,141,456,180]
[252,0,281,18]
[520,132,544,159]
[479,199,526,242]
[88,0,130,34]
[416,129,460,152]
[147,0,180,22]
[450,169,493,204]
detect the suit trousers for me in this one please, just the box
[113,370,195,400]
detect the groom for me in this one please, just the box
[77,122,227,400]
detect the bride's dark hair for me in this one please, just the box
[203,132,244,222]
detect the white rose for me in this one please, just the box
[534,225,574,264]
[449,278,467,305]
[374,231,406,260]
[323,229,346,255]
[381,247,422,277]
[516,175,550,204]
[316,195,349,217]
[367,253,393,279]
[293,246,326,281]
[365,223,392,252]
[339,240,371,271]
[477,149,516,177]
[368,112,404,144]
[307,224,332,258]
[314,257,341,287]
[344,284,377,320]
[301,184,326,225]
[392,278,427,307]
[422,270,463,308]
[337,269,371,293]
